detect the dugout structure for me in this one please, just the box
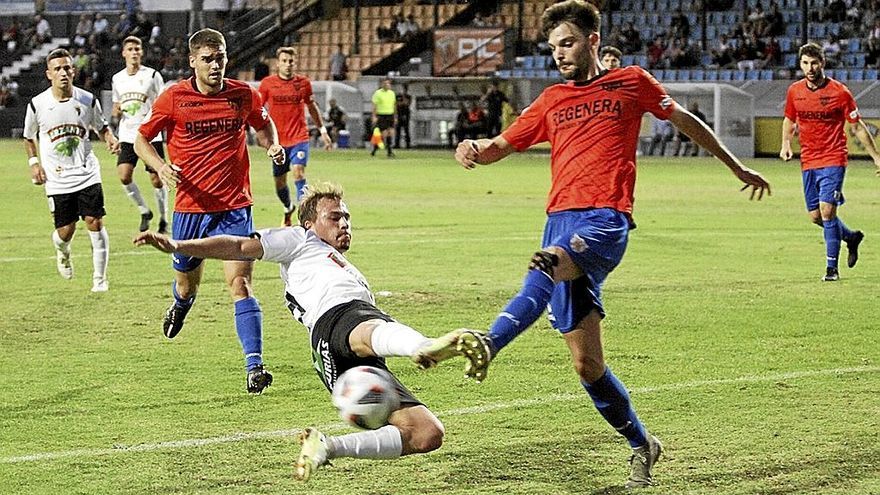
[661,83,755,158]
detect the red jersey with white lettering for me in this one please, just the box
[139,77,270,213]
[258,74,312,146]
[784,77,859,170]
[502,66,676,215]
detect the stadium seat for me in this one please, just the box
[848,69,864,80]
[746,70,760,80]
[733,70,746,81]
[654,69,666,81]
[849,39,861,52]
[779,37,792,52]
[691,69,705,81]
[760,70,774,80]
[621,55,635,66]
[865,69,879,80]
[636,55,648,67]
[784,53,797,67]
[705,70,719,81]
[855,53,866,67]
[719,70,733,81]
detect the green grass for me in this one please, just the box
[0,140,878,495]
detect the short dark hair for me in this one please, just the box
[600,45,622,59]
[46,48,71,66]
[123,35,142,47]
[541,0,601,40]
[798,42,824,62]
[188,28,225,54]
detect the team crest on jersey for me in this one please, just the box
[819,96,832,106]
[600,81,624,91]
[226,97,243,111]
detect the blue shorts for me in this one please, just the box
[542,208,630,333]
[273,141,309,177]
[802,166,846,211]
[171,206,253,272]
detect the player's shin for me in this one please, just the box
[294,179,307,202]
[822,219,842,268]
[325,424,403,460]
[234,297,264,370]
[370,321,430,357]
[583,367,649,448]
[487,268,555,352]
[89,227,109,283]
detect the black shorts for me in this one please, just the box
[48,182,106,228]
[376,114,395,131]
[296,297,423,407]
[117,141,164,173]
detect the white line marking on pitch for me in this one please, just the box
[2,365,877,464]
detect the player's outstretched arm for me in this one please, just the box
[852,119,880,176]
[667,105,771,200]
[455,135,515,169]
[779,117,795,161]
[133,232,264,260]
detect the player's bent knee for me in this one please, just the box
[406,421,444,454]
[573,357,606,383]
[529,250,559,276]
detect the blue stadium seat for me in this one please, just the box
[654,69,667,81]
[760,70,774,80]
[779,38,792,52]
[719,70,734,81]
[849,39,861,52]
[848,69,864,80]
[691,69,705,81]
[496,70,513,79]
[706,25,717,39]
[636,55,648,67]
[705,70,719,81]
[523,57,535,69]
[855,53,866,67]
[733,70,746,81]
[865,69,879,80]
[621,55,635,66]
[828,23,840,36]
[786,24,800,37]
[784,53,798,67]
[746,70,760,80]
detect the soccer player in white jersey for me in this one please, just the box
[134,182,476,481]
[112,36,169,233]
[24,48,120,292]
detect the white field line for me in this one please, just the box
[2,365,877,464]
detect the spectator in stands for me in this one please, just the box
[0,77,10,108]
[329,44,348,81]
[621,22,641,54]
[34,15,52,45]
[822,35,843,68]
[396,85,412,149]
[403,14,420,40]
[826,0,846,23]
[600,46,622,68]
[149,22,161,45]
[763,4,785,37]
[710,33,735,68]
[73,14,92,48]
[648,116,674,156]
[472,12,489,27]
[93,13,108,37]
[326,99,347,144]
[647,36,666,69]
[113,14,133,43]
[462,102,487,140]
[867,18,880,67]
[3,19,21,52]
[670,8,690,39]
[761,36,782,67]
[747,5,766,36]
[190,0,206,35]
[449,102,469,148]
[481,80,509,137]
[735,34,762,71]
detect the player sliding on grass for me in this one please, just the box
[779,42,880,282]
[134,182,476,481]
[421,0,771,489]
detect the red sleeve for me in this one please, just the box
[305,78,314,99]
[783,86,797,121]
[637,67,676,120]
[501,93,549,151]
[139,87,173,140]
[842,86,860,123]
[248,86,271,130]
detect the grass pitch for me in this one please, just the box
[0,140,878,495]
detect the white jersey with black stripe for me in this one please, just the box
[257,226,374,331]
[111,65,164,144]
[23,86,108,195]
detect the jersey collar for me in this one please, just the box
[571,69,610,87]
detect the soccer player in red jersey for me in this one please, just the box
[780,42,880,281]
[134,28,285,394]
[259,46,332,226]
[419,0,770,488]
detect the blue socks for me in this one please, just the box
[294,179,307,202]
[488,269,555,352]
[276,185,292,211]
[823,219,841,268]
[583,368,649,448]
[234,297,264,371]
[837,218,854,241]
[172,281,195,309]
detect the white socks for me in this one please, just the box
[88,227,109,282]
[52,230,71,254]
[154,185,168,222]
[326,425,403,460]
[370,321,430,357]
[124,182,150,215]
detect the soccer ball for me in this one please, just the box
[331,366,400,430]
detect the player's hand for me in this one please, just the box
[735,167,771,200]
[779,145,793,161]
[320,129,332,151]
[133,231,178,253]
[30,164,46,185]
[267,144,285,165]
[455,140,481,169]
[106,136,120,155]
[159,162,182,188]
